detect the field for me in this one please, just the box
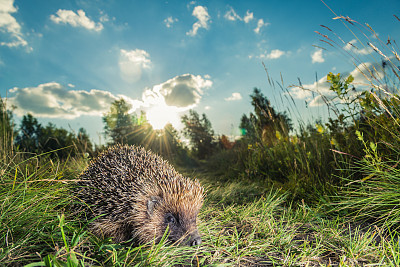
[1,16,400,267]
[0,150,399,266]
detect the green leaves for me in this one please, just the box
[327,72,354,98]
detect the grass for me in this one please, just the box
[1,153,399,266]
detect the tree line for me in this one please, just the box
[0,87,291,161]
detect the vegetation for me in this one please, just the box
[1,15,400,266]
[181,109,216,159]
[102,98,186,163]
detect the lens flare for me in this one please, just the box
[146,105,181,130]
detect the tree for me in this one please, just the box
[15,113,93,158]
[181,110,215,159]
[15,113,42,153]
[128,110,153,147]
[103,99,135,144]
[0,97,16,155]
[75,128,94,156]
[218,134,235,149]
[239,113,257,141]
[240,88,292,145]
[39,123,75,157]
[156,123,181,157]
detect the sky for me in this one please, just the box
[1,0,400,144]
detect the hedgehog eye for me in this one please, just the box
[166,214,177,224]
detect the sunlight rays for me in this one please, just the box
[146,104,181,130]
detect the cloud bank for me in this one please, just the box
[50,9,103,32]
[7,74,212,119]
[8,82,119,118]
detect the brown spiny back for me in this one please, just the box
[75,145,204,244]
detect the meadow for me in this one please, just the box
[1,17,400,266]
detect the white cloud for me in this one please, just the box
[7,74,213,127]
[8,82,121,118]
[308,94,334,107]
[224,7,253,24]
[225,92,242,101]
[119,49,151,83]
[224,7,241,21]
[0,0,28,48]
[290,76,331,103]
[344,39,373,55]
[349,62,385,87]
[254,18,269,34]
[205,106,211,110]
[50,9,103,31]
[147,74,213,108]
[187,5,210,36]
[243,11,254,23]
[252,49,289,60]
[164,16,178,28]
[311,49,325,63]
[126,74,212,130]
[289,61,385,107]
[267,49,285,59]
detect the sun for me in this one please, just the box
[146,105,181,130]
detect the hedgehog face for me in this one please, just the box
[163,212,202,246]
[146,194,203,246]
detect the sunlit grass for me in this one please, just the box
[0,150,399,266]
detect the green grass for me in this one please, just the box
[1,153,399,266]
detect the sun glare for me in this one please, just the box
[146,105,181,130]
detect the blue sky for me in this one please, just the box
[1,0,400,143]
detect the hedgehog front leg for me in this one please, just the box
[91,220,132,243]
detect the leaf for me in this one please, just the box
[345,75,354,84]
[24,262,46,267]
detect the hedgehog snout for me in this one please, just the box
[190,235,202,246]
[187,230,202,246]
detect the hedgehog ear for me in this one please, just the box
[147,196,162,217]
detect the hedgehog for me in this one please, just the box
[75,145,204,246]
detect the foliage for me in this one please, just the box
[103,98,148,145]
[204,87,354,202]
[14,113,93,158]
[0,97,16,158]
[181,109,216,159]
[309,15,400,231]
[15,113,43,153]
[240,88,292,146]
[102,99,186,162]
[322,68,400,229]
[329,131,400,228]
